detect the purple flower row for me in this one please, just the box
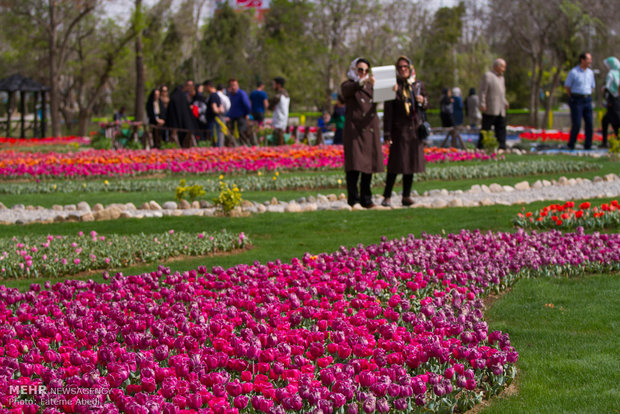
[0,228,618,414]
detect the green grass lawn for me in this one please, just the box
[0,150,618,413]
[483,274,620,414]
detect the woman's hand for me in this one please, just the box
[414,95,424,104]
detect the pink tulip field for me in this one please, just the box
[1,228,619,413]
[0,146,498,179]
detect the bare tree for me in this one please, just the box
[4,0,99,136]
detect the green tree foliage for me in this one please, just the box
[199,3,259,88]
[420,4,466,101]
[261,0,322,109]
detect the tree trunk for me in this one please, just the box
[528,59,538,127]
[48,0,61,137]
[134,0,145,125]
[543,66,562,130]
[534,65,544,128]
[77,110,90,137]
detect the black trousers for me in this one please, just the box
[477,114,507,149]
[346,170,373,206]
[383,173,413,198]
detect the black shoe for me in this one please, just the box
[402,197,415,206]
[381,198,391,207]
[362,202,376,209]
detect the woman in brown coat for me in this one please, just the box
[341,57,384,208]
[381,56,429,207]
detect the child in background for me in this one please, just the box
[330,95,346,144]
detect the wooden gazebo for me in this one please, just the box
[0,74,48,138]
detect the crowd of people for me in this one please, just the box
[138,52,618,209]
[145,77,290,148]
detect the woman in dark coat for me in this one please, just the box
[381,56,429,207]
[341,57,384,208]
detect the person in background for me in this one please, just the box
[159,85,169,121]
[146,88,165,147]
[477,58,509,150]
[439,88,454,128]
[564,52,595,150]
[318,111,331,133]
[465,87,481,128]
[268,76,290,146]
[113,106,128,123]
[203,80,224,147]
[216,84,232,146]
[341,57,383,208]
[217,84,231,115]
[227,78,252,146]
[381,56,428,207]
[452,87,464,126]
[330,94,346,145]
[600,56,620,148]
[249,81,269,126]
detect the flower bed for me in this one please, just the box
[0,230,249,279]
[519,130,603,143]
[0,160,598,196]
[0,146,497,178]
[0,229,618,413]
[0,136,90,148]
[514,200,620,229]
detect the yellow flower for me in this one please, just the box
[337,179,342,185]
[52,184,57,190]
[275,171,280,176]
[219,174,224,180]
[258,171,262,176]
[272,176,277,181]
[104,180,109,185]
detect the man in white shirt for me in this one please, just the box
[269,77,290,145]
[564,52,596,150]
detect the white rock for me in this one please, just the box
[593,176,603,183]
[463,200,478,207]
[302,203,317,212]
[558,176,568,185]
[124,202,137,211]
[64,204,77,211]
[440,189,449,196]
[503,186,515,192]
[489,184,503,193]
[532,180,543,189]
[514,181,530,191]
[605,173,619,182]
[469,185,482,194]
[93,203,105,212]
[567,178,577,186]
[432,199,448,208]
[163,201,177,210]
[77,201,91,212]
[448,199,463,207]
[327,194,338,202]
[256,204,267,213]
[52,204,63,211]
[481,185,491,194]
[81,213,95,222]
[317,195,329,204]
[542,179,552,187]
[149,200,162,210]
[178,199,191,209]
[285,202,303,213]
[480,198,494,206]
[0,202,6,210]
[267,205,285,213]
